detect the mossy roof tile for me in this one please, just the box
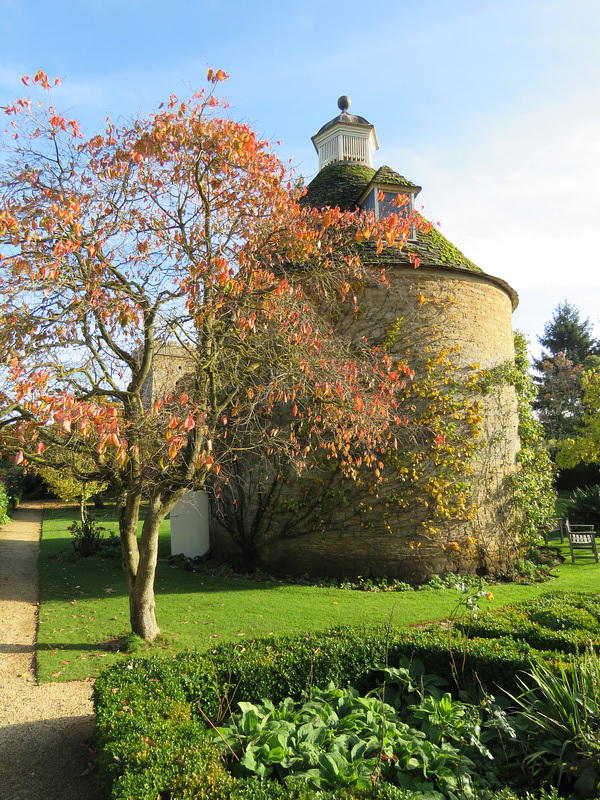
[302,162,376,211]
[304,162,481,274]
[359,226,481,274]
[371,165,421,191]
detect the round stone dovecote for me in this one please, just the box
[208,105,521,582]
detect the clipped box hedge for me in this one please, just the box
[93,622,558,800]
[456,591,600,656]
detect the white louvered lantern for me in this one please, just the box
[312,95,379,171]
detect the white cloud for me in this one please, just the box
[380,93,600,355]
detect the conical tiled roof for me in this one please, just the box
[303,162,376,211]
[303,162,483,277]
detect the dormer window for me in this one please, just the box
[308,99,423,242]
[358,168,422,241]
[360,187,413,221]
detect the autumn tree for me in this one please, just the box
[0,71,426,640]
[534,351,585,442]
[37,447,107,533]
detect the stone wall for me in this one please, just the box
[141,343,191,406]
[209,262,521,582]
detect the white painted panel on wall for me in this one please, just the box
[170,491,210,558]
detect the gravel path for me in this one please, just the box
[0,502,101,800]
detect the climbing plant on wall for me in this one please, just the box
[210,307,485,568]
[511,333,556,545]
[483,333,556,548]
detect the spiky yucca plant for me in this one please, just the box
[565,484,600,528]
[510,650,600,798]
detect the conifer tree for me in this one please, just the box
[534,300,599,372]
[533,301,599,443]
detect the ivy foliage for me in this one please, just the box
[510,332,556,544]
[380,322,483,537]
[478,333,555,546]
[211,319,484,564]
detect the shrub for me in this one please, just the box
[94,589,600,799]
[93,624,557,799]
[455,592,600,658]
[2,469,23,509]
[565,485,600,528]
[0,477,10,525]
[509,649,600,798]
[69,518,106,557]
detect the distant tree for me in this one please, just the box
[534,352,585,442]
[557,367,600,471]
[533,302,599,444]
[37,459,106,532]
[534,301,599,373]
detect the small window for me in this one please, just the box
[379,190,410,219]
[361,188,376,215]
[360,188,416,240]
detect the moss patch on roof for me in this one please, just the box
[417,225,482,273]
[358,222,482,274]
[371,165,421,191]
[303,163,482,274]
[302,162,376,211]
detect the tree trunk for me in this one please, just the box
[132,497,165,640]
[129,586,161,642]
[119,489,160,641]
[79,494,86,529]
[119,489,185,641]
[240,547,257,572]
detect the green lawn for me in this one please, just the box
[37,504,600,682]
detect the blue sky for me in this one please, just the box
[2,0,599,358]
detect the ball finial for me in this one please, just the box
[337,95,351,113]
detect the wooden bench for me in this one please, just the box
[565,519,598,563]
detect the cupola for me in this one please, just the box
[311,95,378,171]
[308,98,423,238]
